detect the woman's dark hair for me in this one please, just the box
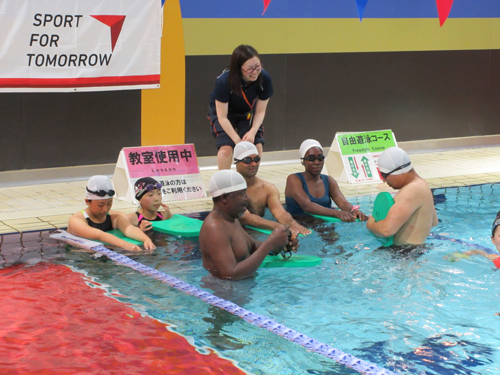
[228,45,261,96]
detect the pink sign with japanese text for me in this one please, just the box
[124,144,200,178]
[114,144,207,203]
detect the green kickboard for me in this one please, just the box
[372,192,395,247]
[307,212,360,222]
[152,214,203,237]
[98,229,143,246]
[260,255,322,268]
[245,226,310,237]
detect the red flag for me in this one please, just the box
[436,0,454,27]
[262,0,272,15]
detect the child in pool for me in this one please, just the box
[446,211,500,268]
[127,177,173,232]
[68,175,155,251]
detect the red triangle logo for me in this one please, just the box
[91,15,126,52]
[436,0,454,27]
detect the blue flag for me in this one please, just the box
[355,0,369,21]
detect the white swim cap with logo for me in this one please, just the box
[209,170,247,198]
[86,175,115,200]
[378,147,412,176]
[233,141,259,161]
[299,139,323,158]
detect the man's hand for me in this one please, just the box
[268,226,291,253]
[285,230,299,252]
[290,221,311,236]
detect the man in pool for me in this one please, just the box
[366,147,438,245]
[233,141,311,236]
[200,169,297,280]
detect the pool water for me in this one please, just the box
[1,183,500,374]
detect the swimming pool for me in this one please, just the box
[1,183,500,374]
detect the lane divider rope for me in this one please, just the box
[50,231,397,375]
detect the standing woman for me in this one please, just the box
[208,45,273,170]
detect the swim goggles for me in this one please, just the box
[301,154,325,162]
[268,249,293,260]
[234,156,261,164]
[380,162,411,179]
[492,213,500,236]
[135,182,162,199]
[140,182,162,192]
[86,187,115,197]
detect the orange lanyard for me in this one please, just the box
[241,88,255,109]
[241,88,256,119]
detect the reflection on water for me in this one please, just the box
[361,333,494,375]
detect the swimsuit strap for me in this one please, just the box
[136,211,162,223]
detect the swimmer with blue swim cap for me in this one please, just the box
[68,175,156,251]
[367,147,438,245]
[200,170,297,280]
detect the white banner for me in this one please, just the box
[0,0,162,92]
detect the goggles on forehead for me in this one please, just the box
[301,154,325,162]
[139,182,162,192]
[86,187,115,197]
[235,156,261,164]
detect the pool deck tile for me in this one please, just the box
[0,146,499,234]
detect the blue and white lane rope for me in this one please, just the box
[50,231,398,375]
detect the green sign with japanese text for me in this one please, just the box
[337,130,397,156]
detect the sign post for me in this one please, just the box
[324,130,397,184]
[113,144,207,204]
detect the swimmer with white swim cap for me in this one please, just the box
[200,170,297,280]
[233,141,311,236]
[367,147,438,245]
[285,139,368,222]
[68,175,156,251]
